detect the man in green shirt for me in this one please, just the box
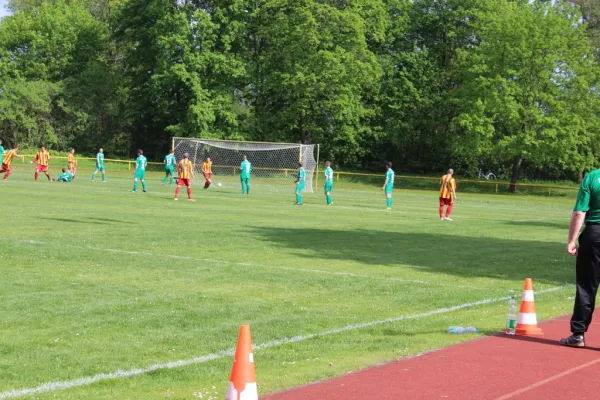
[381,161,394,209]
[132,149,148,193]
[240,155,252,194]
[57,168,73,182]
[0,139,5,165]
[561,169,600,348]
[295,162,306,205]
[324,161,333,205]
[91,148,106,182]
[163,149,177,186]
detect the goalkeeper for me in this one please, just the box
[324,161,333,205]
[295,161,306,205]
[240,155,252,194]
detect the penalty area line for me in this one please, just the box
[0,285,570,399]
[22,240,485,290]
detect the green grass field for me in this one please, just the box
[0,165,577,399]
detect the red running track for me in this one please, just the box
[263,316,600,400]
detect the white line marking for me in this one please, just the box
[22,240,484,290]
[0,285,570,399]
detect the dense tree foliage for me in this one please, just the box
[1,0,599,183]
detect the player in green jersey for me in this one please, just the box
[132,149,148,192]
[91,148,106,182]
[57,168,73,182]
[240,155,252,194]
[295,161,306,205]
[163,149,177,186]
[324,161,334,205]
[0,139,5,165]
[381,161,394,209]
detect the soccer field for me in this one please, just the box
[0,169,576,399]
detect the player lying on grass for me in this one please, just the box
[0,145,23,180]
[57,168,74,182]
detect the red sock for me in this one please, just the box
[439,204,444,218]
[187,187,192,199]
[175,185,181,198]
[446,204,454,218]
[34,173,38,180]
[3,170,11,179]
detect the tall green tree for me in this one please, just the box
[113,0,247,157]
[451,0,600,189]
[0,0,124,151]
[248,0,384,165]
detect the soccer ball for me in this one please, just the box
[217,182,222,187]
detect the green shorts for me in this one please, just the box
[385,185,393,195]
[324,181,333,192]
[134,170,146,180]
[165,166,174,174]
[240,175,250,182]
[296,182,305,193]
[95,165,105,172]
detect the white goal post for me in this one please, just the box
[172,138,320,192]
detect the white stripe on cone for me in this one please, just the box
[517,312,538,325]
[521,290,534,302]
[227,382,258,400]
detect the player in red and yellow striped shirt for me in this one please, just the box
[0,145,23,180]
[439,169,457,221]
[201,157,212,189]
[175,153,195,201]
[31,145,51,181]
[67,148,77,179]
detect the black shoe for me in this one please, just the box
[559,334,585,348]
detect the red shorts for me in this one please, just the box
[439,197,453,206]
[36,165,49,173]
[203,173,212,180]
[178,178,191,187]
[1,163,10,171]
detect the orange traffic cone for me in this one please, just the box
[515,278,543,336]
[226,325,258,400]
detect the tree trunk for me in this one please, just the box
[509,155,522,193]
[578,170,584,184]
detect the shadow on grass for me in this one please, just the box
[41,217,134,225]
[503,220,567,230]
[87,217,135,224]
[41,217,109,224]
[250,227,572,285]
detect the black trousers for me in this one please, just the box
[571,224,600,334]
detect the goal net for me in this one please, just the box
[172,138,319,192]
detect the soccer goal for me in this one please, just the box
[172,138,320,192]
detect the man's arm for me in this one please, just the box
[567,211,586,256]
[381,178,388,190]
